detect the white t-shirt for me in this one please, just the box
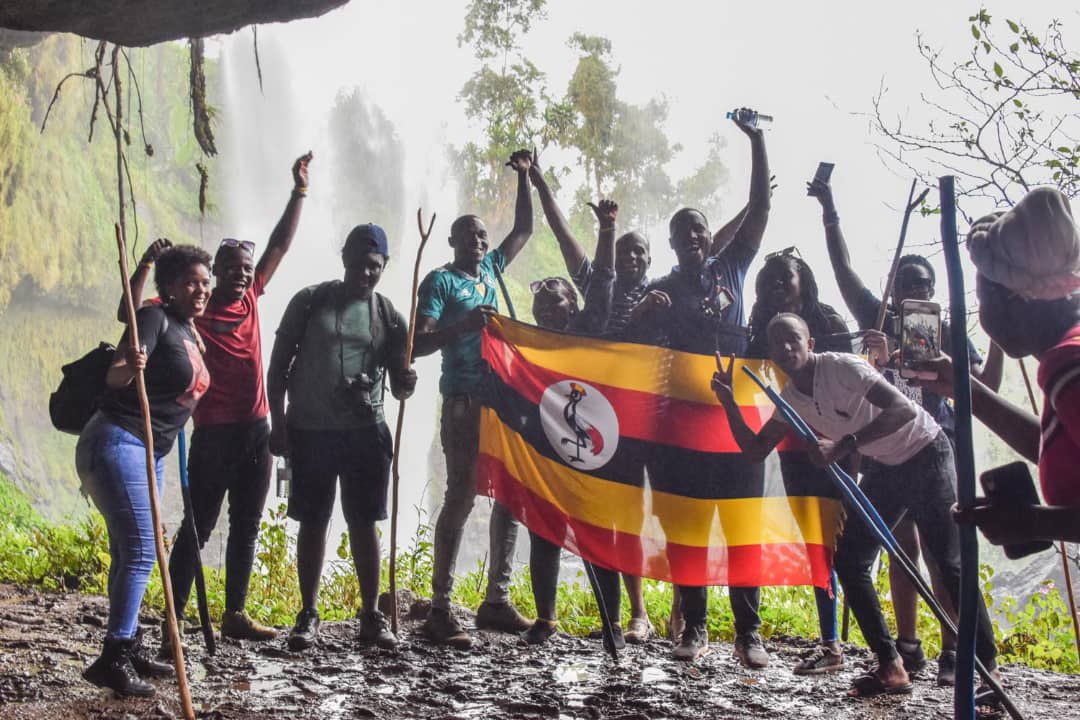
[778,352,940,466]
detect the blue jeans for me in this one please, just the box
[815,572,839,643]
[77,412,166,640]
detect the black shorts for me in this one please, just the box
[286,423,393,526]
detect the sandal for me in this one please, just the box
[975,686,1005,719]
[624,616,654,644]
[848,671,914,698]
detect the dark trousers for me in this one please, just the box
[680,585,760,634]
[168,419,272,614]
[835,432,997,667]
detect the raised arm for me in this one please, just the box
[498,149,535,266]
[712,354,787,462]
[115,238,171,322]
[710,203,747,257]
[722,112,771,262]
[529,153,587,277]
[972,340,1004,392]
[807,177,872,317]
[255,151,312,286]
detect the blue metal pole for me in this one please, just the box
[939,176,977,720]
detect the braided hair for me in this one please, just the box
[747,254,847,357]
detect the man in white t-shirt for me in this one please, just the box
[711,313,998,698]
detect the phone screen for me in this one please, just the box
[901,306,940,367]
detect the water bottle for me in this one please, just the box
[276,458,292,498]
[726,108,773,128]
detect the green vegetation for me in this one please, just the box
[0,475,1075,673]
[0,36,220,517]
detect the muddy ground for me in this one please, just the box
[1,584,1077,720]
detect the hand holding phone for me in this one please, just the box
[979,462,1053,559]
[806,162,834,195]
[899,299,941,379]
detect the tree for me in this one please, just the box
[873,10,1080,212]
[676,134,730,223]
[327,88,405,242]
[607,97,681,229]
[565,33,617,197]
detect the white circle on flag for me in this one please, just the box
[539,380,619,471]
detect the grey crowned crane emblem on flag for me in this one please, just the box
[539,379,619,471]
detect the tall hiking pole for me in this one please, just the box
[177,428,215,655]
[939,176,978,720]
[388,209,435,635]
[874,179,931,333]
[115,223,196,720]
[1017,358,1080,661]
[841,179,930,640]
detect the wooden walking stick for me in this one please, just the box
[1017,357,1080,660]
[388,208,435,634]
[874,179,931,333]
[116,223,196,720]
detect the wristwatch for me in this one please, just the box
[840,433,859,454]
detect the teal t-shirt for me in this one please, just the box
[275,284,406,429]
[417,248,506,394]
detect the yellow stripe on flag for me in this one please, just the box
[479,407,841,549]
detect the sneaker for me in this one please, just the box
[221,610,277,641]
[793,643,844,675]
[734,632,769,669]
[422,608,473,649]
[475,600,532,633]
[672,623,709,661]
[520,619,558,645]
[624,616,654,644]
[83,638,156,697]
[358,609,398,650]
[287,608,320,651]
[937,650,957,687]
[896,638,927,676]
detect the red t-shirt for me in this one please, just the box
[191,272,269,426]
[1037,323,1080,507]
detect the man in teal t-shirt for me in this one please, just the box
[414,149,536,648]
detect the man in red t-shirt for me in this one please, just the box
[917,187,1080,545]
[122,152,312,642]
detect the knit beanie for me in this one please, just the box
[967,187,1080,300]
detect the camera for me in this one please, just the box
[333,372,376,418]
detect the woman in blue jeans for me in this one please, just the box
[77,245,212,696]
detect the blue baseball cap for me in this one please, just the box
[344,224,389,258]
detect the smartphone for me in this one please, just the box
[715,287,735,313]
[899,299,941,379]
[813,162,835,184]
[979,462,1053,559]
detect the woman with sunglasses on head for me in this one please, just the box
[79,245,213,696]
[519,200,616,648]
[808,172,1003,685]
[746,249,852,675]
[119,152,313,651]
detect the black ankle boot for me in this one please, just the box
[131,628,174,677]
[83,637,156,696]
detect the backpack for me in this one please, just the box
[49,343,116,434]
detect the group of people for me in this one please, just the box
[71,108,1080,711]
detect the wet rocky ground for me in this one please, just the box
[1,583,1078,720]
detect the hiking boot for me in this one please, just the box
[602,625,626,655]
[520,619,558,646]
[672,623,709,661]
[937,650,957,687]
[358,609,398,650]
[896,637,927,676]
[157,618,187,659]
[422,608,472,649]
[221,610,278,641]
[734,632,770,669]
[287,608,320,651]
[475,600,532,633]
[793,642,844,675]
[83,637,156,697]
[624,616,654,644]
[130,628,173,678]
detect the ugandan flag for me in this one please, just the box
[476,316,843,589]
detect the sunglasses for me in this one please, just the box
[764,246,802,262]
[219,238,256,254]
[529,277,574,296]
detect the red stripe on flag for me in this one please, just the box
[478,453,833,588]
[483,328,805,453]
